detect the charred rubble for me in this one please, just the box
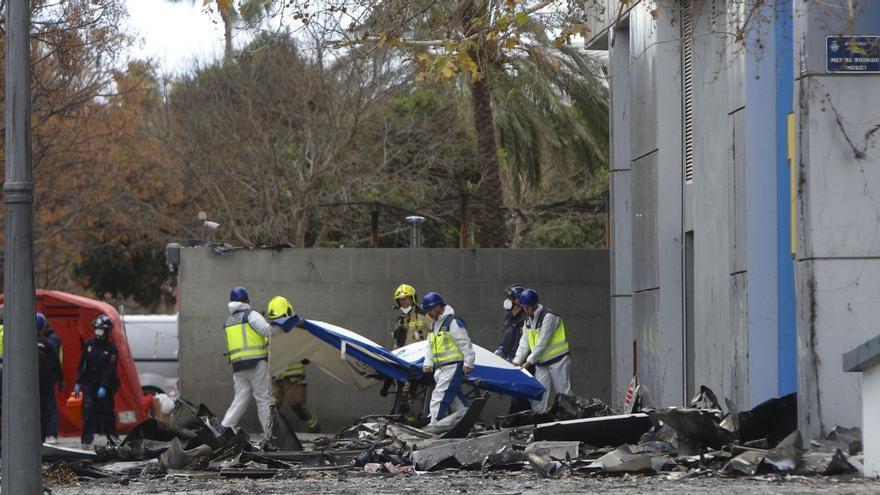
[39,387,865,485]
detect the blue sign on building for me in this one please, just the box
[826,36,880,73]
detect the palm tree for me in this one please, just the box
[349,0,608,246]
[166,0,274,61]
[492,42,609,196]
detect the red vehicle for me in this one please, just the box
[2,290,149,435]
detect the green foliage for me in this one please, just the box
[72,238,176,311]
[518,216,603,248]
[362,85,480,189]
[164,29,608,250]
[328,84,481,247]
[338,0,611,246]
[494,44,609,194]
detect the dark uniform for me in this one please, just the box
[0,319,62,442]
[38,336,63,441]
[43,327,63,439]
[496,310,527,361]
[76,337,119,445]
[497,286,530,414]
[0,335,62,441]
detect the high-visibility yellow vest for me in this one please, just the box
[0,324,4,361]
[405,313,430,340]
[526,308,569,363]
[394,311,431,348]
[428,315,464,366]
[278,361,305,379]
[224,311,268,363]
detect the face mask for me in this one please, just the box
[503,299,513,311]
[95,329,105,338]
[400,306,413,315]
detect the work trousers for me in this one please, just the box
[222,359,272,432]
[40,381,54,442]
[47,388,60,438]
[429,363,469,424]
[394,380,423,420]
[530,354,573,413]
[508,396,532,415]
[81,383,116,445]
[272,376,321,432]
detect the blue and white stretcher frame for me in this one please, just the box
[268,319,545,401]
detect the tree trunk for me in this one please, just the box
[220,7,234,62]
[470,77,507,247]
[370,205,379,248]
[459,192,469,248]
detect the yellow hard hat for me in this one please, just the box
[393,284,417,304]
[267,296,295,319]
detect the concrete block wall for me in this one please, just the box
[794,0,880,439]
[178,248,610,431]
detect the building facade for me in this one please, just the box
[592,0,880,437]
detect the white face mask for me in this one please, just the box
[95,329,105,337]
[503,299,513,311]
[400,306,413,315]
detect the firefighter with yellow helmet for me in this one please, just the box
[266,295,321,433]
[389,283,431,421]
[391,284,430,348]
[513,288,572,413]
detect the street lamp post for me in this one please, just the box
[3,0,43,492]
[405,215,426,248]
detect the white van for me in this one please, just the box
[123,314,178,395]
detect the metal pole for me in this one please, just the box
[405,216,425,248]
[458,194,468,248]
[370,206,379,248]
[3,0,42,491]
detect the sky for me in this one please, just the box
[124,1,605,74]
[125,0,227,74]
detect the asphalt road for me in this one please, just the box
[47,470,880,494]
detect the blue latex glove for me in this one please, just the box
[74,383,81,395]
[97,387,107,399]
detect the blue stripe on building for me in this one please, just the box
[775,0,797,396]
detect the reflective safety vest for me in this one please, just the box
[526,308,569,364]
[278,361,305,379]
[394,311,431,348]
[0,324,4,362]
[404,313,430,342]
[428,315,464,366]
[224,310,268,363]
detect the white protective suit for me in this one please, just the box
[513,304,572,413]
[221,301,283,432]
[424,305,475,424]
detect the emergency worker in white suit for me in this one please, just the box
[420,292,476,424]
[221,286,289,432]
[513,288,572,413]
